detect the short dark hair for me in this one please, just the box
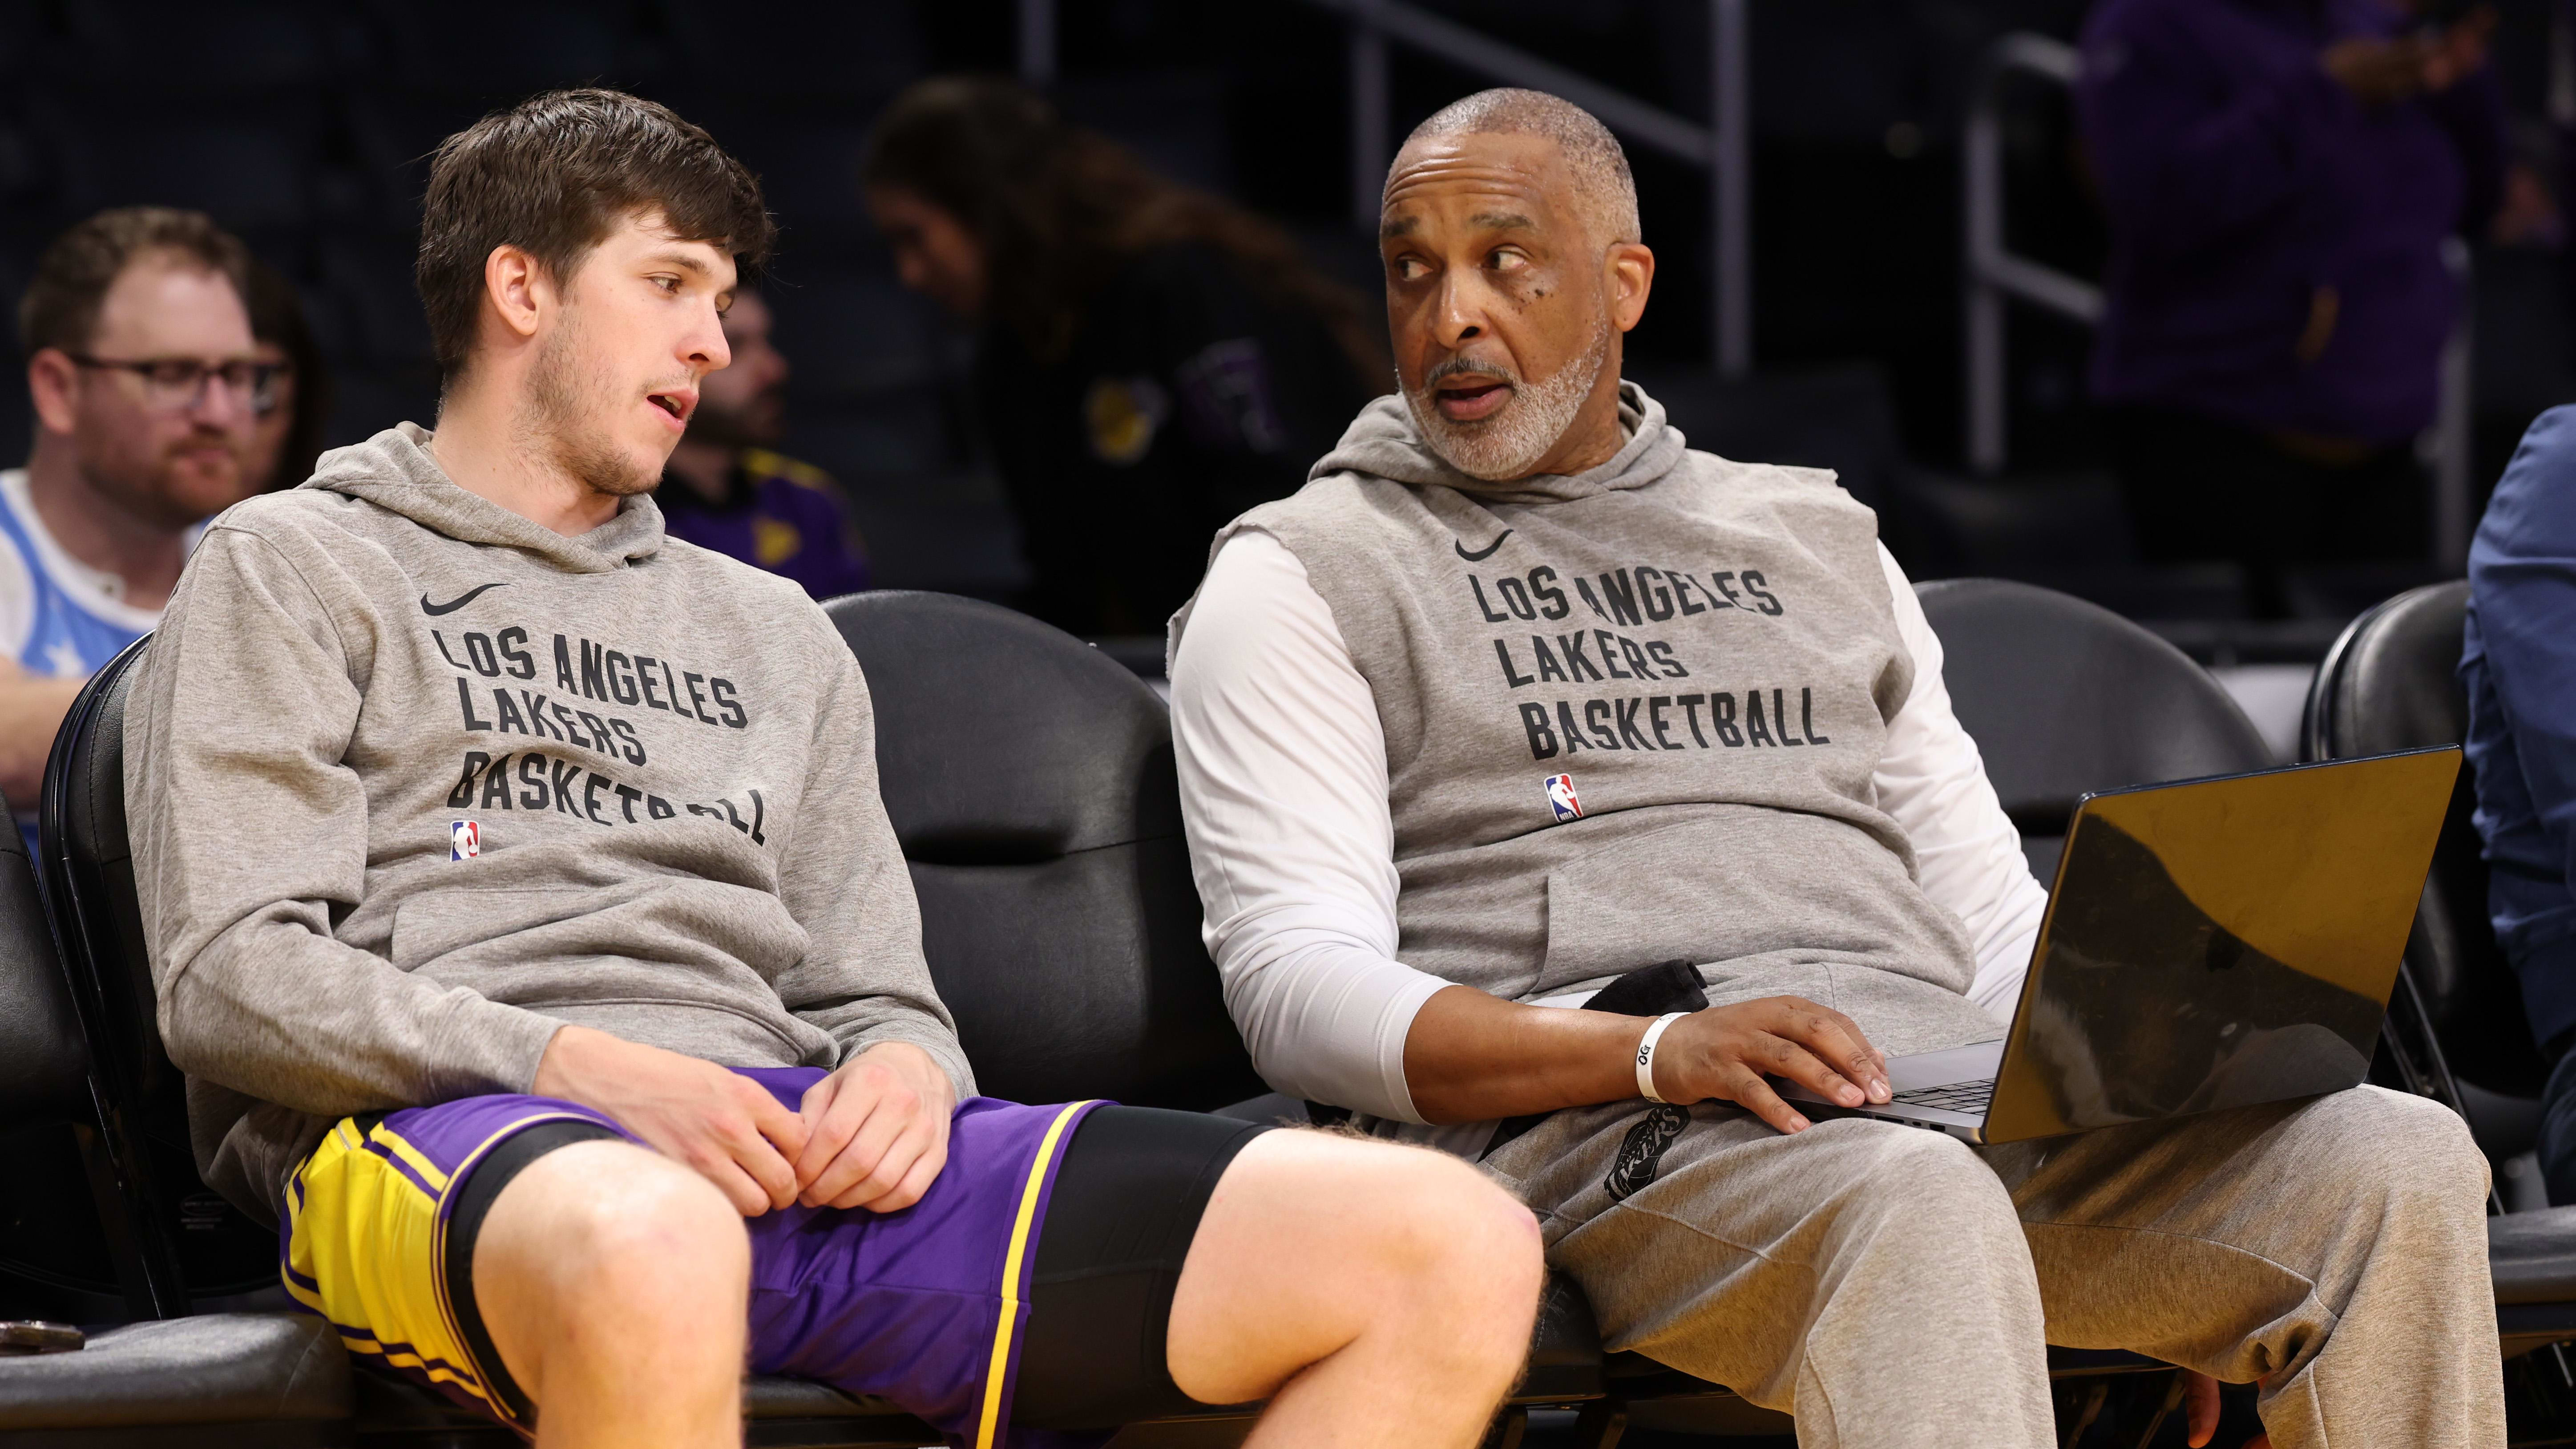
[18,206,251,359]
[416,88,773,382]
[1402,89,1641,247]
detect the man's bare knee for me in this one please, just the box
[477,1139,749,1332]
[1167,1129,1541,1406]
[1368,1145,1545,1319]
[1304,1137,1543,1390]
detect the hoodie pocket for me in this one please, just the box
[392,888,596,971]
[1536,810,1946,996]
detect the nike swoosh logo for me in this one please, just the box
[1454,530,1514,562]
[420,583,509,615]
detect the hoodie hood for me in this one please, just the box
[303,422,664,575]
[1308,379,1687,506]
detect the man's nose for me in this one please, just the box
[1431,273,1490,349]
[694,314,734,373]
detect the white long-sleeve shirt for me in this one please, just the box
[1169,529,2048,1124]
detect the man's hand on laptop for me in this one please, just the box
[532,1025,812,1216]
[1652,998,1892,1135]
[789,1042,958,1213]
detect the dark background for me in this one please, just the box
[0,0,2561,603]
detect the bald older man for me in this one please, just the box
[1168,89,2502,1449]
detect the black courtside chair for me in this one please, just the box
[0,785,349,1447]
[1914,578,2276,880]
[2301,582,2576,1373]
[1914,579,2273,1440]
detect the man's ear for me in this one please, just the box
[27,349,80,437]
[1607,242,1655,333]
[482,244,550,344]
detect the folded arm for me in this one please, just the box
[0,658,81,807]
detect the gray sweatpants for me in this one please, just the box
[1482,1085,2502,1448]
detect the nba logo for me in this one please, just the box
[1543,773,1583,822]
[450,820,481,861]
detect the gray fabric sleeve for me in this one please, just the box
[129,527,563,1116]
[769,638,976,1099]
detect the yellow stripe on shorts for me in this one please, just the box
[972,1101,1099,1449]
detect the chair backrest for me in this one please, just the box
[0,796,89,1126]
[2302,581,2543,1095]
[42,636,278,1308]
[825,591,1261,1110]
[1914,578,2273,880]
[42,640,162,1121]
[0,790,150,1317]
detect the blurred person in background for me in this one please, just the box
[659,286,873,599]
[244,259,333,493]
[0,206,262,819]
[2078,0,2507,616]
[863,77,1385,636]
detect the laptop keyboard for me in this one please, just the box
[1889,1079,1995,1114]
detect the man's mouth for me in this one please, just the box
[646,388,697,428]
[1433,377,1514,423]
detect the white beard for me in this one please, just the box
[1403,313,1613,482]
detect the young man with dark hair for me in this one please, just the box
[128,89,1540,1449]
[1172,88,2500,1449]
[0,206,266,816]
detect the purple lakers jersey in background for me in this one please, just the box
[659,449,873,601]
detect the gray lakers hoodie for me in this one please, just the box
[128,424,973,1219]
[1180,383,1999,1077]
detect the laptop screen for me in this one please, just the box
[1981,748,2459,1144]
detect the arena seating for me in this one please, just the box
[8,580,2564,1444]
[1915,577,2273,880]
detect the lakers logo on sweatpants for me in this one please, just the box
[1604,1105,1689,1201]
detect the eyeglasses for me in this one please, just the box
[63,354,287,415]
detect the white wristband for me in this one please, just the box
[1634,1012,1688,1104]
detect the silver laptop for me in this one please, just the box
[1777,747,2459,1145]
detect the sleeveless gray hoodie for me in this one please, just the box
[1176,382,1999,1104]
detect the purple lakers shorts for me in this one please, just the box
[279,1066,1103,1448]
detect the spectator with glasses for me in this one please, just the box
[0,207,267,822]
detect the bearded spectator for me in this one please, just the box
[659,286,872,599]
[0,207,264,821]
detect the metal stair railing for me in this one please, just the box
[1962,32,2098,478]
